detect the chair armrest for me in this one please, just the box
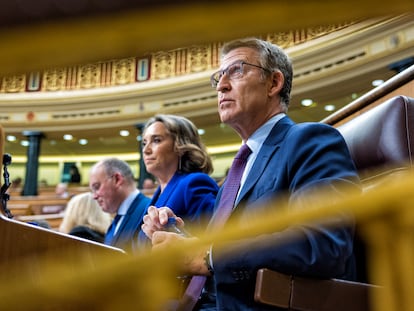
[255,268,293,308]
[255,268,380,311]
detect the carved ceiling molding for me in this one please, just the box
[0,23,353,94]
[1,15,413,135]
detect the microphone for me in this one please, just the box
[3,153,11,166]
[1,153,13,218]
[1,153,12,195]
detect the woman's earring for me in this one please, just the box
[178,157,182,171]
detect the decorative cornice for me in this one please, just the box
[1,15,413,134]
[0,24,352,94]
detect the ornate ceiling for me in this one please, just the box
[0,2,414,161]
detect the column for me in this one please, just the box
[135,123,152,189]
[22,131,43,196]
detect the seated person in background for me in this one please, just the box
[142,178,156,189]
[8,176,23,195]
[142,38,361,310]
[38,179,48,187]
[69,164,82,184]
[141,177,157,196]
[59,192,112,243]
[55,182,69,198]
[28,219,51,229]
[11,177,23,189]
[136,114,219,250]
[89,158,151,251]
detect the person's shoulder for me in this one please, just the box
[290,121,339,136]
[181,171,215,181]
[69,225,105,243]
[178,172,218,188]
[275,122,342,150]
[136,191,151,202]
[293,121,334,129]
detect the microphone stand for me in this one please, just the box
[0,153,13,218]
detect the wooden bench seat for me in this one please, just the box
[7,203,31,216]
[8,196,69,215]
[16,212,65,230]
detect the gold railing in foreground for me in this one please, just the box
[1,171,414,310]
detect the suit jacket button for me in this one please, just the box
[232,271,239,281]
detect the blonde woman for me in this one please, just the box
[59,192,112,243]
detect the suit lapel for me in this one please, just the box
[236,116,294,206]
[111,193,144,245]
[152,172,183,206]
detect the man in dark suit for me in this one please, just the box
[142,38,360,310]
[89,157,150,251]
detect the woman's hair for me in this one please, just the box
[221,37,293,110]
[59,192,112,234]
[143,114,213,174]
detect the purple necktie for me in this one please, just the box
[178,144,252,311]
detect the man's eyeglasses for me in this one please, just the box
[210,60,271,88]
[90,175,114,194]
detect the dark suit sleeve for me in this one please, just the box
[213,123,361,287]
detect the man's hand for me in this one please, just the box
[152,231,210,276]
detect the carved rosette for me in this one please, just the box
[0,74,26,93]
[188,45,211,73]
[78,63,101,89]
[43,68,67,91]
[112,58,135,85]
[152,51,175,80]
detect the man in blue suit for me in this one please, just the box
[142,38,361,310]
[89,157,150,251]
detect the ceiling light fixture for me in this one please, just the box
[324,104,336,112]
[120,130,130,137]
[79,139,88,145]
[63,134,73,141]
[301,99,313,107]
[372,79,384,87]
[6,135,16,142]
